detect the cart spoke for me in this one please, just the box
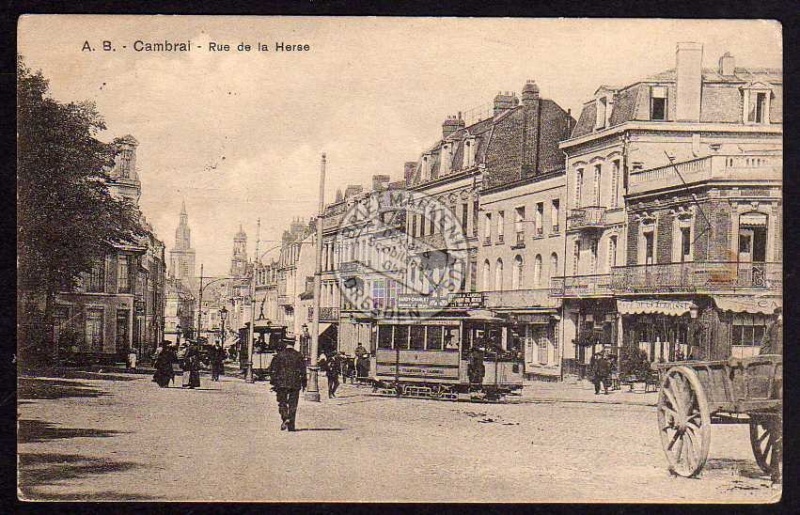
[667,429,681,451]
[660,406,678,424]
[757,428,770,445]
[663,386,681,413]
[674,434,685,464]
[683,432,697,470]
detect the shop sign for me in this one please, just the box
[617,299,695,317]
[397,292,484,310]
[449,292,485,308]
[515,314,551,325]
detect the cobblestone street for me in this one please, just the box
[18,371,779,503]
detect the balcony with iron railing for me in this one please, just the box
[611,262,782,294]
[512,232,526,249]
[567,206,606,232]
[628,154,782,195]
[550,274,613,298]
[483,288,562,309]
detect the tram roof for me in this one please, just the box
[377,309,506,324]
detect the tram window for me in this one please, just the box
[444,327,460,351]
[427,326,443,350]
[410,325,425,350]
[378,326,393,349]
[395,326,410,350]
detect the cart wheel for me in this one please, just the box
[750,416,782,476]
[657,366,711,477]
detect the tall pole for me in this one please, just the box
[306,153,326,402]
[197,264,204,341]
[246,257,257,383]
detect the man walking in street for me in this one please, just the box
[592,351,612,395]
[267,341,307,431]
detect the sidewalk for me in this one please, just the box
[519,377,658,407]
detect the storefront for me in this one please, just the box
[618,295,781,361]
[510,312,560,380]
[572,298,618,363]
[618,299,698,363]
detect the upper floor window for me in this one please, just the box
[118,255,130,293]
[514,206,525,234]
[650,86,667,120]
[87,259,106,293]
[595,96,611,129]
[608,236,618,272]
[497,211,505,242]
[593,165,602,206]
[575,169,584,208]
[484,212,492,243]
[572,240,581,276]
[513,255,524,290]
[743,86,772,125]
[535,203,544,236]
[495,259,504,291]
[533,254,543,287]
[551,199,560,233]
[610,160,621,209]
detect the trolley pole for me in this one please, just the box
[306,153,326,402]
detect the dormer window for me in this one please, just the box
[742,84,772,125]
[650,86,667,121]
[595,94,613,130]
[464,138,476,168]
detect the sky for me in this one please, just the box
[18,16,782,276]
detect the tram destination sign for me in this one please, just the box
[397,292,485,310]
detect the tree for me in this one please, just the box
[17,58,146,363]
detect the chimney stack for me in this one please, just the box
[442,115,465,139]
[493,91,520,117]
[372,174,390,192]
[404,161,417,185]
[522,80,540,106]
[719,51,735,76]
[675,42,703,122]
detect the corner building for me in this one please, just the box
[556,43,782,374]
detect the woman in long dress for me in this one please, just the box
[153,341,176,388]
[183,342,201,389]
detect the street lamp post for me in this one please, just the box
[220,305,228,352]
[306,153,326,402]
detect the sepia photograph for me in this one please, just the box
[16,16,782,503]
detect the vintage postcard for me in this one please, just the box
[17,16,782,502]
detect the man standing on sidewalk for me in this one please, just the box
[592,351,612,395]
[267,341,307,431]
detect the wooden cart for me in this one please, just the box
[653,355,782,478]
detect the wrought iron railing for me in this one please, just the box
[611,262,782,293]
[483,288,561,309]
[550,274,613,297]
[319,306,340,322]
[567,206,606,231]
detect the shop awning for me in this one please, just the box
[713,296,781,315]
[739,212,768,227]
[317,322,332,337]
[617,299,696,317]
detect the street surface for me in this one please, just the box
[18,371,780,503]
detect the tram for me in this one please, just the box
[370,309,524,400]
[250,320,292,381]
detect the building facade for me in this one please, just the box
[50,136,167,363]
[555,43,782,374]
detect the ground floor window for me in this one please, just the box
[85,309,104,352]
[625,314,690,362]
[731,313,769,358]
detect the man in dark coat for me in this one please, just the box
[592,351,612,395]
[326,352,341,398]
[467,345,485,390]
[760,307,783,355]
[210,342,224,381]
[267,341,307,431]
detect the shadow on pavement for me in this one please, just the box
[18,419,126,444]
[18,452,152,500]
[19,369,140,381]
[18,378,107,400]
[293,428,345,432]
[704,458,767,480]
